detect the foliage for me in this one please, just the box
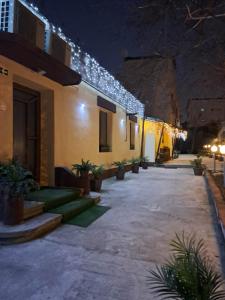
[72,159,93,175]
[0,160,39,198]
[91,165,105,179]
[148,232,225,300]
[191,156,203,169]
[113,160,127,171]
[141,156,149,163]
[129,157,141,165]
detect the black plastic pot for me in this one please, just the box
[3,196,24,225]
[141,162,148,169]
[90,178,103,192]
[131,164,139,174]
[193,167,204,176]
[116,169,125,180]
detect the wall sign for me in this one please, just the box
[0,67,8,76]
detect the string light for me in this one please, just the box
[1,0,144,117]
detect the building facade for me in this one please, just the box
[0,0,177,186]
[118,56,180,127]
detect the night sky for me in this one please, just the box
[33,0,142,75]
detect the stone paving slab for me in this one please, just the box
[0,166,224,300]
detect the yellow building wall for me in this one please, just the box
[142,119,174,158]
[0,56,142,181]
[0,55,175,185]
[54,81,142,169]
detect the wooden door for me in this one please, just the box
[13,84,40,179]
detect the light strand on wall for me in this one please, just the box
[13,0,145,117]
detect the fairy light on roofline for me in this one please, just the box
[12,0,144,117]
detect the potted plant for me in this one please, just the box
[148,233,225,300]
[72,159,93,195]
[113,160,127,180]
[191,156,204,176]
[90,165,105,192]
[141,156,149,169]
[0,160,39,225]
[72,159,93,178]
[129,157,140,173]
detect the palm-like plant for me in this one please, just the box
[148,233,225,300]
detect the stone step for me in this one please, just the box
[27,188,81,210]
[49,198,94,222]
[0,213,62,245]
[23,201,44,220]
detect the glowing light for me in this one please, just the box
[80,103,86,110]
[120,119,125,126]
[220,145,225,155]
[211,145,218,153]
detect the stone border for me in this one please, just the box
[205,170,225,240]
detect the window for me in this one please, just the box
[99,110,112,152]
[130,122,135,150]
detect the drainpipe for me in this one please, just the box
[156,123,165,161]
[140,116,146,158]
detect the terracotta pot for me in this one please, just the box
[131,164,139,174]
[116,169,125,180]
[3,196,24,225]
[141,162,148,169]
[193,168,203,176]
[90,178,103,192]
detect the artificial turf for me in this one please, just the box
[66,205,110,227]
[27,188,80,210]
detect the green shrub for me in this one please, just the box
[148,232,225,300]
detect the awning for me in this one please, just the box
[0,32,81,86]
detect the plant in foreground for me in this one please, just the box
[148,232,225,300]
[72,159,93,177]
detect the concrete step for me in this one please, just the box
[0,213,62,245]
[49,198,94,222]
[23,201,44,220]
[27,188,81,210]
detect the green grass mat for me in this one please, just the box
[66,205,110,227]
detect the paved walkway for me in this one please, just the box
[0,166,224,300]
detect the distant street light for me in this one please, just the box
[211,145,218,173]
[219,145,225,187]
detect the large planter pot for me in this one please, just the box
[3,196,24,225]
[141,162,148,170]
[77,176,90,195]
[116,169,125,180]
[193,168,204,176]
[80,170,89,178]
[131,164,139,174]
[90,178,103,192]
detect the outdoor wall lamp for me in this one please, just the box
[219,145,225,187]
[211,145,218,173]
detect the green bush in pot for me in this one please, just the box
[90,165,105,192]
[113,160,127,180]
[191,156,204,176]
[129,157,140,174]
[141,156,149,169]
[0,160,39,225]
[72,159,93,178]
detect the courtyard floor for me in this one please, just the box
[0,164,225,300]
